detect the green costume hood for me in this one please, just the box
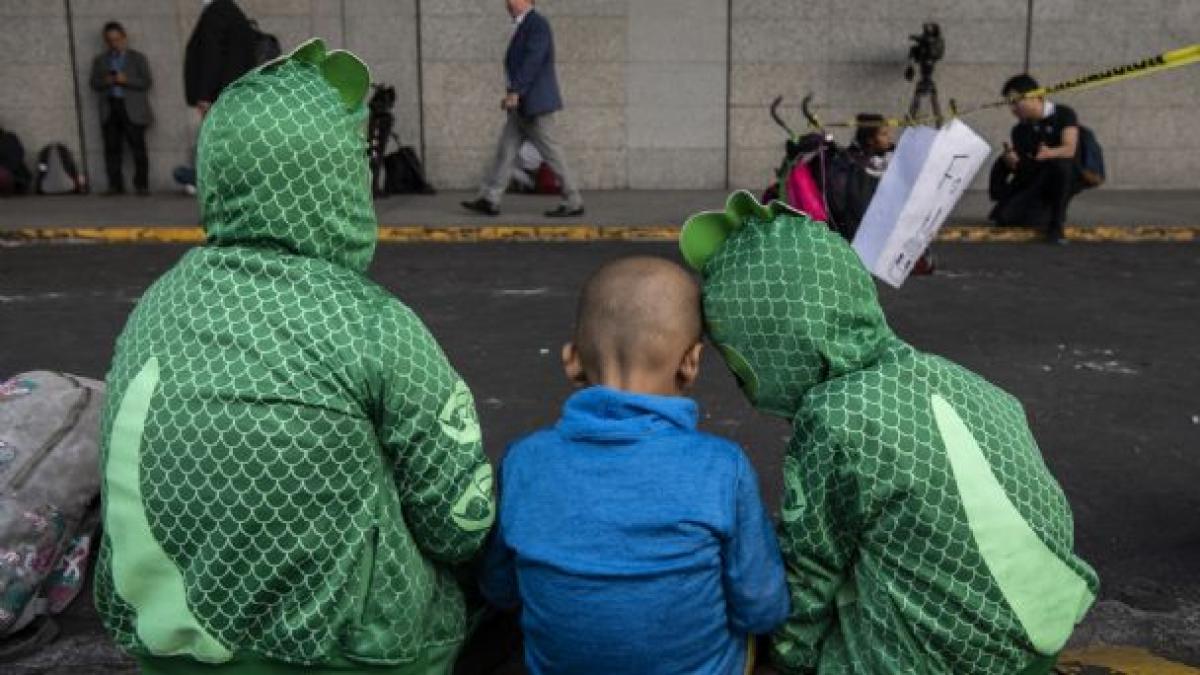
[681,190,894,417]
[198,39,376,273]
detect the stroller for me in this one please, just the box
[761,95,850,238]
[763,94,934,275]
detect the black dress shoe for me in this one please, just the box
[101,189,125,197]
[461,197,500,216]
[544,204,585,218]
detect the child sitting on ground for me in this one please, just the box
[680,191,1098,675]
[481,256,790,674]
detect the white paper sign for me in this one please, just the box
[852,119,991,288]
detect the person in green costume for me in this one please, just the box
[680,191,1097,675]
[94,39,495,675]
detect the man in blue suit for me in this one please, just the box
[462,0,584,217]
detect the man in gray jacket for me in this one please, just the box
[90,22,153,196]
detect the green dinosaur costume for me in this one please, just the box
[681,191,1097,675]
[94,40,494,675]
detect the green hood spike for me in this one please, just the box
[198,38,377,274]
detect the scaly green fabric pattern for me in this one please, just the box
[95,40,493,673]
[682,192,1097,674]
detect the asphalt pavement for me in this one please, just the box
[1,240,1198,672]
[2,189,1200,231]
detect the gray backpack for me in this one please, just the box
[0,372,104,651]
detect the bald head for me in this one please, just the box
[573,257,701,380]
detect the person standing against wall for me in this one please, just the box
[176,0,257,194]
[462,0,584,218]
[90,21,153,196]
[184,0,257,118]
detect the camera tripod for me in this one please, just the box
[907,60,944,126]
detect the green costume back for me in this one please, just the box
[681,192,1097,674]
[95,40,494,675]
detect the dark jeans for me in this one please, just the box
[102,98,148,192]
[989,157,1081,237]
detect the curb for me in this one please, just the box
[1,224,1197,244]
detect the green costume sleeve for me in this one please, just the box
[773,409,857,673]
[375,303,495,564]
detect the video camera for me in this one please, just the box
[904,22,945,81]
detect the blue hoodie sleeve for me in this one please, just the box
[723,450,791,635]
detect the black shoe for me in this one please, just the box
[545,204,585,218]
[1046,228,1068,245]
[136,188,151,197]
[101,189,125,197]
[461,198,500,216]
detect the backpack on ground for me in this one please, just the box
[534,163,561,195]
[0,372,105,657]
[1078,126,1105,189]
[383,135,436,195]
[247,19,282,65]
[0,129,33,195]
[33,144,87,195]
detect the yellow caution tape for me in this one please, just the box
[808,43,1200,129]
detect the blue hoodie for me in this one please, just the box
[481,386,789,674]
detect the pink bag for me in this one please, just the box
[783,161,828,222]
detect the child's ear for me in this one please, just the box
[677,341,704,390]
[561,342,589,388]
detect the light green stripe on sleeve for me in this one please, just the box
[104,357,233,662]
[932,394,1093,656]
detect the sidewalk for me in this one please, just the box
[1,190,1198,243]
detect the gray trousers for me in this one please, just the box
[479,111,582,208]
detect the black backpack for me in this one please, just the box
[0,129,33,195]
[1078,126,1105,189]
[247,19,282,65]
[34,144,87,195]
[383,140,436,196]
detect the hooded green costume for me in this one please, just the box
[95,40,494,675]
[681,192,1097,675]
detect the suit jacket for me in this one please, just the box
[183,0,258,106]
[505,9,563,117]
[90,49,153,126]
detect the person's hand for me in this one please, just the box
[197,100,212,118]
[1002,142,1019,169]
[1034,143,1054,161]
[502,93,519,111]
[114,72,127,85]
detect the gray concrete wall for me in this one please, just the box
[2,0,1197,194]
[0,1,83,188]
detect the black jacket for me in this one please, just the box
[184,0,257,106]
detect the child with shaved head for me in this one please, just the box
[481,256,789,674]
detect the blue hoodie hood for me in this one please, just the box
[555,386,698,443]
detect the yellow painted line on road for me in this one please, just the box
[1059,646,1200,674]
[2,224,1198,244]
